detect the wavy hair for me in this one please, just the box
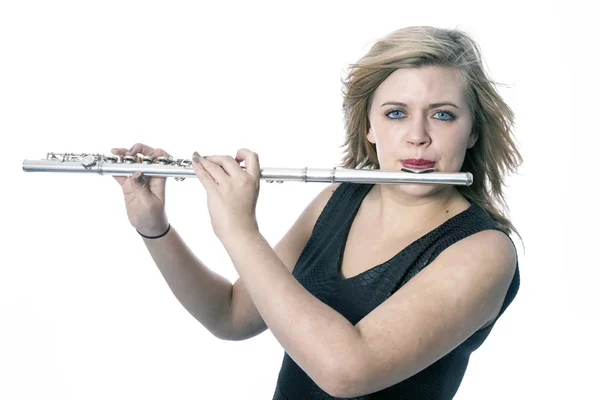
[340,26,523,244]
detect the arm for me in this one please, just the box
[223,182,342,340]
[141,226,234,339]
[337,229,517,397]
[143,182,341,341]
[220,227,517,397]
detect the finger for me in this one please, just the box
[112,175,127,185]
[111,146,169,159]
[151,148,171,159]
[196,154,231,183]
[127,143,155,156]
[143,148,171,163]
[109,149,128,184]
[129,171,155,206]
[191,152,219,191]
[205,155,245,178]
[111,147,128,156]
[235,149,260,180]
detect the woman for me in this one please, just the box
[111,26,522,399]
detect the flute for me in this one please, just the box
[22,152,473,186]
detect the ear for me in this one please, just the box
[366,126,376,145]
[467,129,478,149]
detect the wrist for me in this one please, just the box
[137,223,171,239]
[136,217,170,238]
[219,224,261,245]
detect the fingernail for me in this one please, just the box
[193,151,201,163]
[111,148,118,152]
[135,173,144,183]
[147,151,154,157]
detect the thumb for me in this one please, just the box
[130,172,154,205]
[236,148,260,180]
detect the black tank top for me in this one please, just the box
[273,182,520,400]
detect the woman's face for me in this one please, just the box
[367,65,477,197]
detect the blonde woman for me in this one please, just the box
[112,26,522,399]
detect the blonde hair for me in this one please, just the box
[340,26,523,244]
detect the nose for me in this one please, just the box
[406,117,431,147]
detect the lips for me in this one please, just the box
[401,159,436,169]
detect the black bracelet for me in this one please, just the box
[137,224,171,239]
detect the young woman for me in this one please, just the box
[112,26,522,399]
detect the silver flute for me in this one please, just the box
[22,152,473,186]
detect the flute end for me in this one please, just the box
[466,172,473,186]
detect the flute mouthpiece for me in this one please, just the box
[400,167,436,174]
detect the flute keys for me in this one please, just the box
[141,155,153,164]
[123,156,136,164]
[157,157,172,165]
[105,155,120,163]
[81,155,97,169]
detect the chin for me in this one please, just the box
[390,183,443,197]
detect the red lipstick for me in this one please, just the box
[401,159,436,169]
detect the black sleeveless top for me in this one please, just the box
[273,182,520,400]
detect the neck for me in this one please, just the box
[369,184,467,234]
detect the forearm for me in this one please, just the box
[141,226,233,338]
[221,230,363,387]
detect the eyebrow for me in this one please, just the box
[380,101,460,109]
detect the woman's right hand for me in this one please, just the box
[111,143,171,237]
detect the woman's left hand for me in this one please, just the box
[191,149,260,240]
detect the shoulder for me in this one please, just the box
[312,182,343,215]
[308,182,369,221]
[294,182,343,233]
[440,228,516,278]
[438,228,517,324]
[407,228,518,336]
[313,182,343,208]
[454,228,515,256]
[445,201,517,267]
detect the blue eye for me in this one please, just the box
[386,110,405,119]
[434,111,455,121]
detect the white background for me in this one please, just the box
[1,1,597,399]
